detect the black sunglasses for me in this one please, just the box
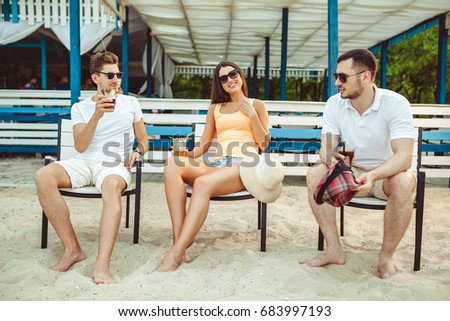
[333,70,367,83]
[96,71,123,80]
[219,69,239,84]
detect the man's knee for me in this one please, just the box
[306,164,327,191]
[101,176,126,194]
[384,171,415,198]
[35,165,60,190]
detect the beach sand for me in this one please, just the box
[0,156,449,301]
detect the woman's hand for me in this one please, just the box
[239,97,257,118]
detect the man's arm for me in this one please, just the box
[354,138,414,192]
[73,95,114,153]
[319,132,341,167]
[127,119,149,168]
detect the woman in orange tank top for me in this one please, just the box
[157,61,270,272]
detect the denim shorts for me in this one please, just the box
[209,156,243,169]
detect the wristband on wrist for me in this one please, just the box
[133,149,143,156]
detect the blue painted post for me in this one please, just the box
[280,8,288,101]
[69,0,81,105]
[327,0,338,100]
[264,37,270,100]
[146,30,153,98]
[252,55,258,98]
[122,7,129,95]
[380,41,388,88]
[4,1,10,21]
[41,34,47,89]
[11,0,18,23]
[437,14,448,104]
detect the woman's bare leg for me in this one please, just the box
[164,157,212,241]
[157,164,245,272]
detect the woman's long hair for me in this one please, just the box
[210,61,248,104]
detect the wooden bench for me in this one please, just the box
[0,90,94,153]
[1,93,448,181]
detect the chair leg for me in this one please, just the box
[133,194,140,244]
[340,206,345,236]
[414,170,426,271]
[133,161,142,244]
[41,211,48,249]
[257,201,261,230]
[318,228,324,251]
[125,195,130,228]
[260,201,267,252]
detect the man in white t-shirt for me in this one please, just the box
[300,49,416,278]
[35,51,148,284]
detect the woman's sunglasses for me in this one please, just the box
[332,70,366,83]
[219,69,239,84]
[96,71,123,80]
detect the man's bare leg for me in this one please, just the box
[35,163,86,271]
[377,171,415,278]
[93,175,126,284]
[299,164,346,267]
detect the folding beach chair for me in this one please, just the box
[40,119,142,248]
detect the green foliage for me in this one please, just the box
[171,27,449,103]
[171,75,212,99]
[375,26,450,103]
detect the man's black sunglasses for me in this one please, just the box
[333,70,367,83]
[96,71,123,80]
[219,69,239,84]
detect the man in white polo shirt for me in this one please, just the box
[300,49,416,278]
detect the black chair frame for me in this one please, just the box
[185,188,267,252]
[40,119,142,249]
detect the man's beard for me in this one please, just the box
[340,81,363,100]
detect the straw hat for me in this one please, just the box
[239,155,285,203]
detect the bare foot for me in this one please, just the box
[156,250,183,272]
[299,248,346,267]
[93,262,116,284]
[377,256,397,279]
[50,250,87,272]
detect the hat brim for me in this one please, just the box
[239,164,283,203]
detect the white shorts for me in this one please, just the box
[55,158,131,192]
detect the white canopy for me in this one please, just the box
[122,0,450,68]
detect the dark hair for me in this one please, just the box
[337,49,377,81]
[211,61,248,104]
[89,51,119,75]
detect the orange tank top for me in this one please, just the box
[213,100,258,157]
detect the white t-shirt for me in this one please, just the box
[322,85,415,167]
[71,94,143,163]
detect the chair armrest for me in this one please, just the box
[44,155,57,165]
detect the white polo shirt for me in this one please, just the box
[71,94,143,163]
[322,85,415,167]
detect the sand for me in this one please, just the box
[0,156,449,301]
